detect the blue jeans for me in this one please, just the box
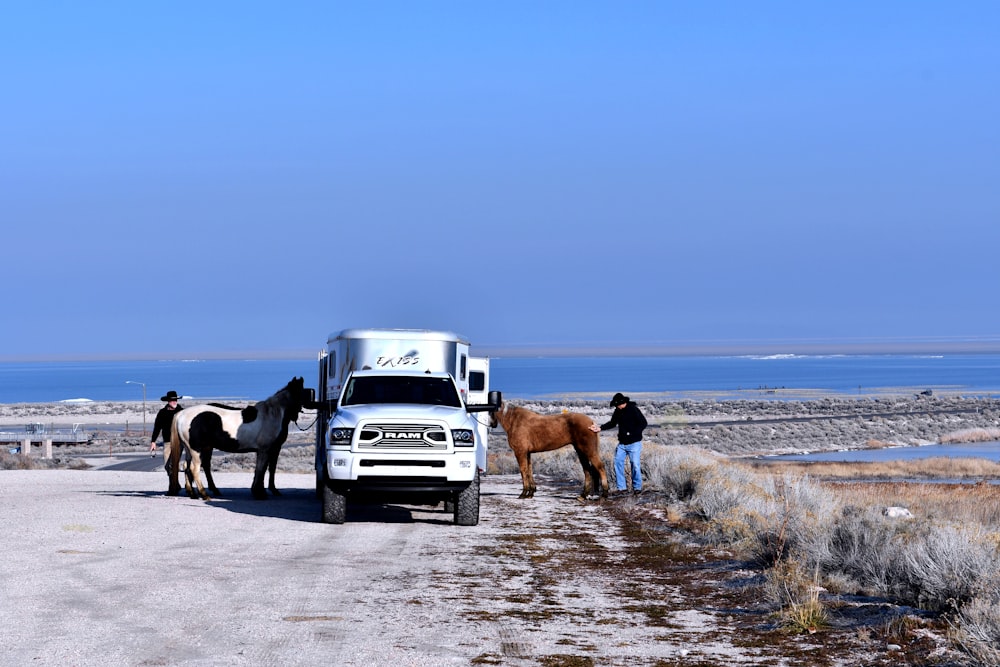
[614,441,642,491]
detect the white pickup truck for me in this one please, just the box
[314,329,500,525]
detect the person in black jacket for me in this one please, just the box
[150,390,184,457]
[590,392,647,495]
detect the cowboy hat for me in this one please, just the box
[610,392,629,407]
[160,390,181,402]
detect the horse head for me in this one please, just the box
[488,397,506,429]
[282,376,308,422]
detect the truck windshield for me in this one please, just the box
[341,375,462,407]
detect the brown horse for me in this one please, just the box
[491,401,609,500]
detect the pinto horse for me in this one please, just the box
[166,377,309,500]
[491,401,609,500]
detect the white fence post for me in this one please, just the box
[22,438,31,456]
[44,439,53,459]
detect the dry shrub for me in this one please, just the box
[678,460,838,569]
[641,444,721,501]
[895,523,997,611]
[807,502,1000,612]
[953,578,1000,666]
[0,450,58,470]
[811,504,901,596]
[690,462,771,524]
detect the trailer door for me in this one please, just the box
[467,357,490,472]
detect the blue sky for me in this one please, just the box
[3,2,999,360]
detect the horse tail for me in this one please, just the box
[167,420,183,494]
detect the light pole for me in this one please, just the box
[125,380,147,436]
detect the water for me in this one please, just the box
[491,353,1000,398]
[0,359,316,404]
[2,353,1000,404]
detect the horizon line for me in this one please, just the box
[4,339,1000,362]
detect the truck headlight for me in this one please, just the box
[330,428,354,445]
[452,429,474,447]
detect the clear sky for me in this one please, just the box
[3,2,999,360]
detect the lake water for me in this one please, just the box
[769,441,1000,464]
[2,353,1000,404]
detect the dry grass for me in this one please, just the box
[824,480,1000,528]
[764,562,828,634]
[940,427,1000,444]
[747,456,1000,482]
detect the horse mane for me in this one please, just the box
[258,376,305,423]
[495,403,536,430]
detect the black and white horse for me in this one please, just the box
[166,377,309,500]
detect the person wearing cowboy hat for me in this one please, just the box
[150,390,184,456]
[589,392,648,495]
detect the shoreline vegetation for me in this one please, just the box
[4,392,1000,664]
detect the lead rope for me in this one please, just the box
[293,410,319,432]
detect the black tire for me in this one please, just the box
[321,482,347,524]
[454,473,480,526]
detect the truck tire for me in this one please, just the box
[454,473,480,526]
[321,483,347,524]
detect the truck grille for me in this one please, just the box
[356,424,449,450]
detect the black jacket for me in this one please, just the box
[151,404,183,442]
[600,401,648,445]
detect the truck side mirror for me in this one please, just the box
[465,390,502,413]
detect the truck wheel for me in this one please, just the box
[454,473,480,526]
[321,483,347,524]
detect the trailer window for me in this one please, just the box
[469,371,485,392]
[460,354,467,381]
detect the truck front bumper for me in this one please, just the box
[325,449,478,490]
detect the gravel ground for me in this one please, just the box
[0,470,949,667]
[2,395,988,666]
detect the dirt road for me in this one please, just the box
[2,470,906,666]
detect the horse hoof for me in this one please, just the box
[576,495,587,504]
[270,489,282,496]
[166,488,179,497]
